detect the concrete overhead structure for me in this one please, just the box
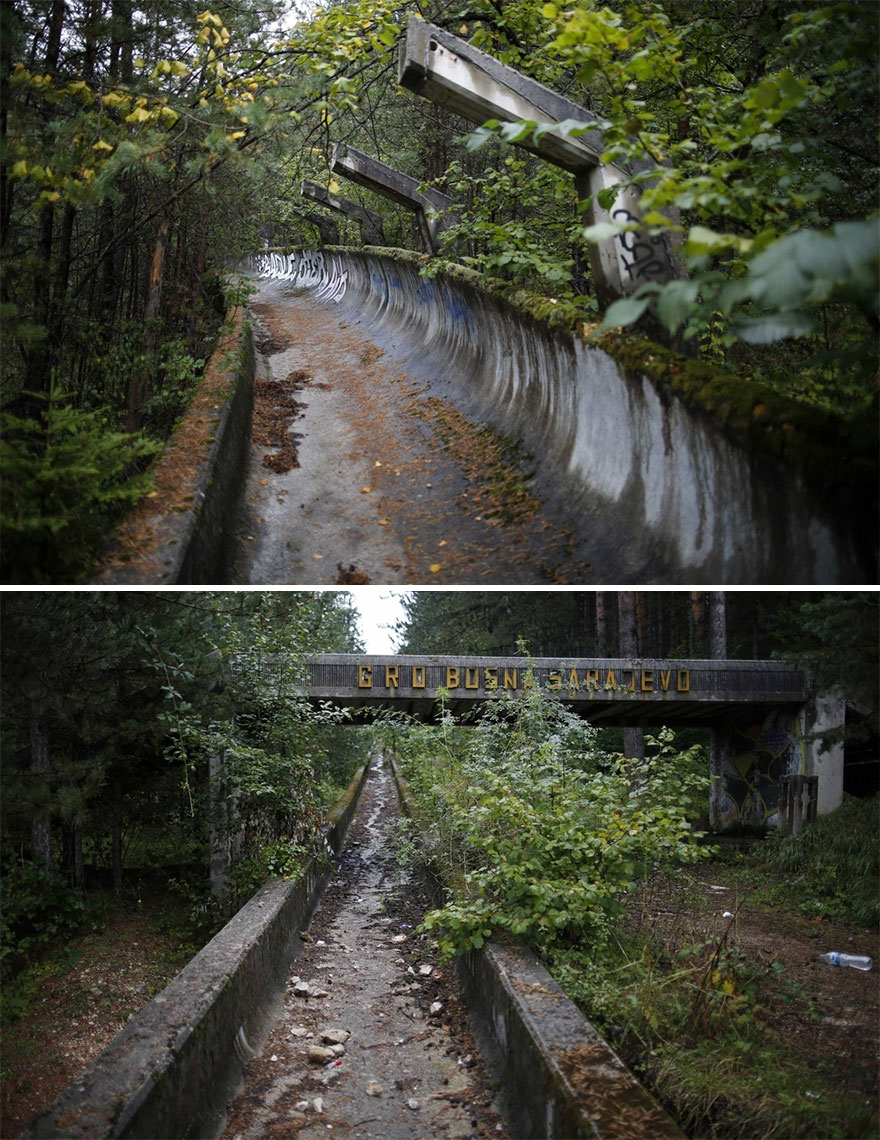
[301,179,386,246]
[399,19,676,306]
[330,141,457,253]
[305,654,846,832]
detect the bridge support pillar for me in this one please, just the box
[710,691,845,833]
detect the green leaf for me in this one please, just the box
[599,293,654,328]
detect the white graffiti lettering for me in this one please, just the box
[245,250,348,302]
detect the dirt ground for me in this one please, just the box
[626,859,879,1123]
[0,896,192,1138]
[228,279,593,585]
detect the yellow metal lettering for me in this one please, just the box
[503,668,518,690]
[604,669,617,690]
[411,665,426,689]
[641,670,653,692]
[385,666,399,688]
[484,667,498,689]
[677,669,691,692]
[465,668,480,690]
[585,668,599,691]
[659,669,672,691]
[567,668,580,691]
[623,670,636,692]
[446,666,460,689]
[547,670,562,691]
[357,665,372,688]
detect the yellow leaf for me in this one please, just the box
[378,517,389,526]
[328,178,340,194]
[92,139,114,152]
[170,61,190,76]
[10,160,29,178]
[125,106,152,123]
[44,191,60,202]
[312,553,323,560]
[360,486,371,493]
[228,130,246,140]
[260,478,269,486]
[429,563,442,574]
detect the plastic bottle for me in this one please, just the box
[820,951,873,971]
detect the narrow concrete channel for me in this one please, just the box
[221,761,508,1140]
[227,278,595,584]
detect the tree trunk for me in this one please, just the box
[595,593,608,656]
[30,707,52,871]
[126,213,170,432]
[709,591,727,659]
[618,592,645,765]
[111,774,123,892]
[690,591,707,656]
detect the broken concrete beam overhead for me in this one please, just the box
[329,143,456,215]
[399,19,606,175]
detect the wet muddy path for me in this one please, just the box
[228,278,594,584]
[221,761,508,1140]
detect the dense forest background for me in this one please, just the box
[1,0,878,581]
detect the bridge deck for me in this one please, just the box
[305,655,807,725]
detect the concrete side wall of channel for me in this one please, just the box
[388,757,685,1140]
[26,762,371,1140]
[248,247,877,584]
[90,306,255,585]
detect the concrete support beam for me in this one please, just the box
[301,179,385,246]
[800,690,846,815]
[399,19,676,305]
[330,142,457,253]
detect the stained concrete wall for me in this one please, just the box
[27,762,370,1140]
[91,307,255,585]
[247,248,876,584]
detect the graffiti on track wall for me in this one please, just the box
[246,250,349,302]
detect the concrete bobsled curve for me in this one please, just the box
[246,248,876,584]
[26,762,370,1140]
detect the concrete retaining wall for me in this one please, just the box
[388,757,684,1140]
[27,761,370,1140]
[247,248,876,584]
[91,307,255,585]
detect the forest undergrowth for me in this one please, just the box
[379,677,879,1140]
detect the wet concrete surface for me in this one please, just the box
[220,761,508,1140]
[228,278,593,584]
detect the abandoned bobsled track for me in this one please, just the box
[233,247,875,586]
[27,759,683,1140]
[93,246,876,585]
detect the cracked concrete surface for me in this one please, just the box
[220,762,508,1140]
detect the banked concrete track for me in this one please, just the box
[241,247,876,585]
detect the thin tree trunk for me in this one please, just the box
[595,593,608,657]
[111,774,123,892]
[126,213,170,431]
[709,591,727,659]
[618,592,645,765]
[30,707,52,871]
[690,591,707,656]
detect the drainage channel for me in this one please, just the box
[227,277,595,585]
[220,760,509,1140]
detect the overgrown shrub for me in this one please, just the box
[0,381,159,582]
[760,793,879,926]
[0,861,87,973]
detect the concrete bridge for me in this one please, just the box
[305,654,845,831]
